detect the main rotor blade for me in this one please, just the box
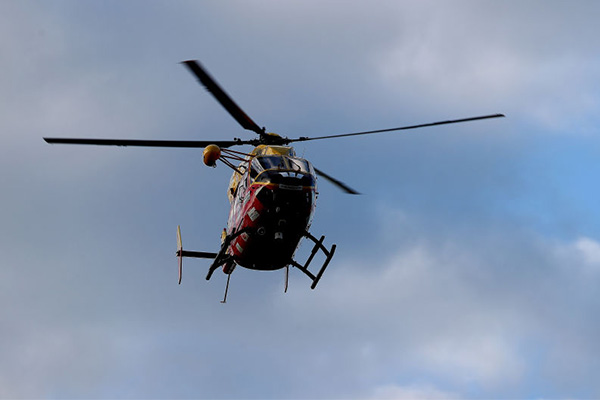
[182,60,265,136]
[43,138,252,148]
[314,167,360,195]
[289,114,505,143]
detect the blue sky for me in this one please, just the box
[2,1,600,398]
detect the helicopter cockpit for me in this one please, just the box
[250,155,315,185]
[227,149,317,204]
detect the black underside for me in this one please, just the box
[237,184,313,270]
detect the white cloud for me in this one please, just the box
[373,1,600,132]
[573,237,600,270]
[303,244,527,388]
[369,383,459,400]
[282,208,600,397]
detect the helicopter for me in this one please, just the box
[44,60,504,302]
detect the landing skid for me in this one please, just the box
[175,226,335,300]
[289,231,336,290]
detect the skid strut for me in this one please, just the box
[221,264,236,304]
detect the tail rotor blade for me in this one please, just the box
[177,225,183,284]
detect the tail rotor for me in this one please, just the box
[177,225,183,284]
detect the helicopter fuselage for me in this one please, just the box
[224,145,316,271]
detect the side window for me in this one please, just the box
[250,158,263,180]
[237,172,247,201]
[259,156,286,170]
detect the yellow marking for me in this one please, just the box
[227,144,297,203]
[250,144,296,157]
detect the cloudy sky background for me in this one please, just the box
[2,1,600,398]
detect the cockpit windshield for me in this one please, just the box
[258,156,286,170]
[250,155,313,180]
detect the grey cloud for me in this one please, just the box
[2,1,600,399]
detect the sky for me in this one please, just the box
[1,1,600,398]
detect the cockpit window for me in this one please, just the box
[258,156,286,170]
[287,158,310,174]
[249,158,263,179]
[250,155,314,183]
